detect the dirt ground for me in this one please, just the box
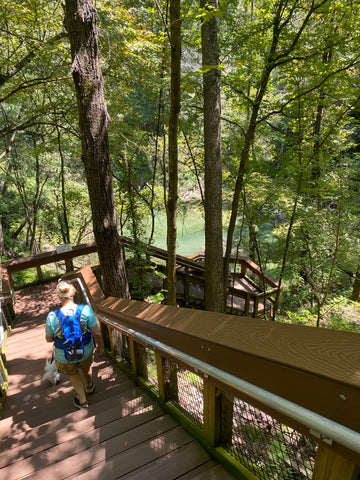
[13,281,63,323]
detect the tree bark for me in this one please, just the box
[0,216,4,257]
[166,0,181,306]
[351,264,360,302]
[201,0,224,313]
[64,0,130,298]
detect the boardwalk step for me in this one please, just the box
[2,410,174,479]
[65,427,202,480]
[0,386,159,464]
[115,445,234,480]
[0,281,236,480]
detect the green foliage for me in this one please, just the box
[2,0,360,332]
[283,296,360,332]
[196,5,224,25]
[148,269,167,304]
[149,291,165,304]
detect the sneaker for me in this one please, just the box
[85,382,95,394]
[73,396,88,409]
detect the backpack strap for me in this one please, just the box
[77,305,93,344]
[75,304,84,319]
[54,305,84,322]
[53,308,65,322]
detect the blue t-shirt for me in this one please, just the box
[45,304,98,363]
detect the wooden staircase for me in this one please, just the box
[0,282,234,480]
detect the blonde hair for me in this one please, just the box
[56,281,76,299]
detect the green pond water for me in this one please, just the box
[131,209,275,259]
[152,210,206,257]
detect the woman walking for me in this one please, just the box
[45,280,104,409]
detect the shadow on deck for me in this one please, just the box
[0,282,234,480]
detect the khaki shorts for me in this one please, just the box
[56,352,94,376]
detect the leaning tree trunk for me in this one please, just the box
[64,0,130,298]
[201,0,224,313]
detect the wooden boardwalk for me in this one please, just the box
[0,282,235,480]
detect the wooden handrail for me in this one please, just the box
[3,239,279,291]
[230,255,279,288]
[0,266,11,297]
[3,237,280,317]
[4,242,97,274]
[74,267,360,427]
[72,266,360,478]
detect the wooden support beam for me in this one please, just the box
[36,265,43,282]
[313,445,360,480]
[219,391,234,447]
[245,293,250,316]
[65,258,72,272]
[156,352,166,402]
[184,266,189,307]
[203,379,219,447]
[133,341,148,380]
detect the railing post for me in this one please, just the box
[36,265,43,283]
[241,261,247,277]
[158,357,178,402]
[254,296,259,318]
[106,326,115,355]
[184,266,189,307]
[218,390,234,448]
[7,272,14,291]
[65,258,72,272]
[155,352,166,402]
[245,293,250,317]
[203,379,220,447]
[130,340,147,380]
[100,322,111,351]
[312,445,360,480]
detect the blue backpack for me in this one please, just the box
[54,305,92,362]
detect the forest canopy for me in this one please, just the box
[1,0,360,326]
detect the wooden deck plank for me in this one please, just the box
[118,443,221,480]
[177,462,236,480]
[65,430,198,480]
[2,364,135,425]
[1,399,163,468]
[0,281,236,480]
[2,415,180,479]
[0,384,152,449]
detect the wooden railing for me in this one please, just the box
[66,266,360,480]
[0,267,15,416]
[2,246,360,478]
[4,238,281,317]
[4,242,98,289]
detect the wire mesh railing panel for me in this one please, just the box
[164,359,204,428]
[112,330,132,368]
[145,347,158,392]
[220,396,317,480]
[177,368,204,426]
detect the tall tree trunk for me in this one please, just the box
[0,216,4,257]
[166,0,181,306]
[201,0,224,313]
[223,64,273,296]
[351,263,360,302]
[56,124,71,245]
[64,0,130,299]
